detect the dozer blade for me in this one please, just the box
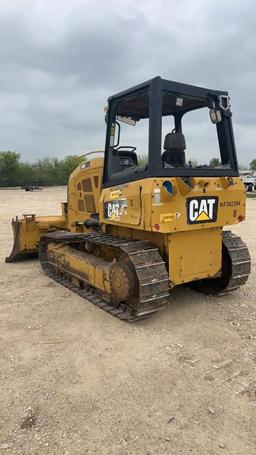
[6,214,66,263]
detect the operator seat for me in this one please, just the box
[119,150,138,170]
[162,131,186,167]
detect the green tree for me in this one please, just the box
[0,151,21,186]
[19,162,37,186]
[209,157,220,167]
[0,151,84,187]
[59,155,84,182]
[250,159,256,171]
[138,154,148,166]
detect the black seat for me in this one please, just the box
[162,131,186,167]
[119,150,138,170]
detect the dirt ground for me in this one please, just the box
[0,187,255,455]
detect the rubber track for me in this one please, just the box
[38,231,169,322]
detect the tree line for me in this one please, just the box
[0,151,255,187]
[0,151,83,187]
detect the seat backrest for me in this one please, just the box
[164,132,186,152]
[163,132,186,167]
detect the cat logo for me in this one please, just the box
[187,196,218,224]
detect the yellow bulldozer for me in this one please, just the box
[6,77,251,321]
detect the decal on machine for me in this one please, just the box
[220,200,240,208]
[104,198,128,220]
[187,196,218,224]
[160,213,181,223]
[80,161,90,169]
[109,189,123,200]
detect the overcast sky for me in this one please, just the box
[0,0,255,166]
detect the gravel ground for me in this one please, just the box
[0,187,255,455]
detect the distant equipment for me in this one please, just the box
[240,173,256,192]
[22,185,42,192]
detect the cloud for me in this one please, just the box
[0,0,255,165]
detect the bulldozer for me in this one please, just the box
[6,77,251,321]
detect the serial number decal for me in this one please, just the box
[187,196,218,224]
[104,198,128,220]
[220,200,240,208]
